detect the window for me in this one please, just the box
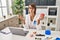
[0,0,2,17]
[0,8,2,17]
[25,0,56,6]
[0,0,8,17]
[1,0,7,6]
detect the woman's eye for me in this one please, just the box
[29,7,32,9]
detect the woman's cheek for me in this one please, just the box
[29,9,31,13]
[31,9,34,13]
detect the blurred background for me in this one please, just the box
[0,0,60,31]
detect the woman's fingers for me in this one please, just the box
[18,15,23,20]
[18,15,25,24]
[37,19,40,25]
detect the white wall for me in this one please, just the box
[56,0,60,31]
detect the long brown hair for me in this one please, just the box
[29,3,36,15]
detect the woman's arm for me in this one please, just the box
[18,15,25,24]
[37,19,40,25]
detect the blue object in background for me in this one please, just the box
[56,37,60,40]
[33,21,37,26]
[25,8,28,15]
[45,30,51,35]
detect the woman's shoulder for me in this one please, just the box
[25,14,30,20]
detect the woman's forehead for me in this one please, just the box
[28,5,32,8]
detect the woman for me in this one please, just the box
[19,3,45,29]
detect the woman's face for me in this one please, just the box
[28,5,35,15]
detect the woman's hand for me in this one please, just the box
[37,13,45,25]
[18,15,25,24]
[37,19,40,25]
[18,15,23,20]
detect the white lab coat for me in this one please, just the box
[23,14,42,30]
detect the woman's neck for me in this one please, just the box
[30,13,35,21]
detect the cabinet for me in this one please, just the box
[24,6,59,31]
